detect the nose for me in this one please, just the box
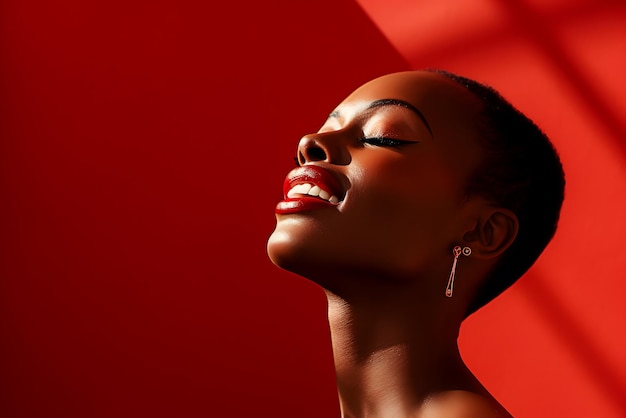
[296,132,351,166]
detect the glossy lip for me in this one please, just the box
[275,165,346,214]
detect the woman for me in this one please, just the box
[267,70,565,417]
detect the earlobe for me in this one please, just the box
[463,208,518,259]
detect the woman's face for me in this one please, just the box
[267,71,486,291]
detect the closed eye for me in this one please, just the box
[360,137,418,147]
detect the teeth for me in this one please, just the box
[287,183,341,204]
[287,183,312,198]
[308,186,321,197]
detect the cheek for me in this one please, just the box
[346,154,463,261]
[356,151,461,218]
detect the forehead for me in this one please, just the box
[338,71,483,138]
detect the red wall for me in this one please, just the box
[0,1,406,417]
[1,0,625,417]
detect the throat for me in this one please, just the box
[325,291,467,417]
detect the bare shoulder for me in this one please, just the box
[419,390,513,418]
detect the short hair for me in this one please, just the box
[430,69,566,317]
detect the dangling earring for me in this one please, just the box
[445,245,472,297]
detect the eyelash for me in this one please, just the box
[293,137,415,166]
[360,137,414,147]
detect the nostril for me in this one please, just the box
[307,146,327,162]
[298,135,331,164]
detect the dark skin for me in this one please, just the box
[268,71,518,417]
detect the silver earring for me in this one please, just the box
[445,245,472,297]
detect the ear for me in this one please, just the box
[462,207,519,259]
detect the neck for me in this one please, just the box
[325,286,475,418]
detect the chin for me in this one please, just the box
[267,216,324,270]
[266,227,334,289]
[266,228,293,269]
[266,227,313,271]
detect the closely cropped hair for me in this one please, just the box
[431,70,566,317]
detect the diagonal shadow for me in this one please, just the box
[496,0,626,409]
[522,272,626,411]
[396,0,626,160]
[496,0,626,162]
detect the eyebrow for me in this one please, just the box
[329,98,433,137]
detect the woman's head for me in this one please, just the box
[267,70,564,316]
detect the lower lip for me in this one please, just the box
[275,197,337,214]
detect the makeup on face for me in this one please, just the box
[268,71,484,283]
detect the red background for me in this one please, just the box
[1,0,625,416]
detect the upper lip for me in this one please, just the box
[283,165,346,203]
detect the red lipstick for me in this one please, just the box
[275,166,345,214]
